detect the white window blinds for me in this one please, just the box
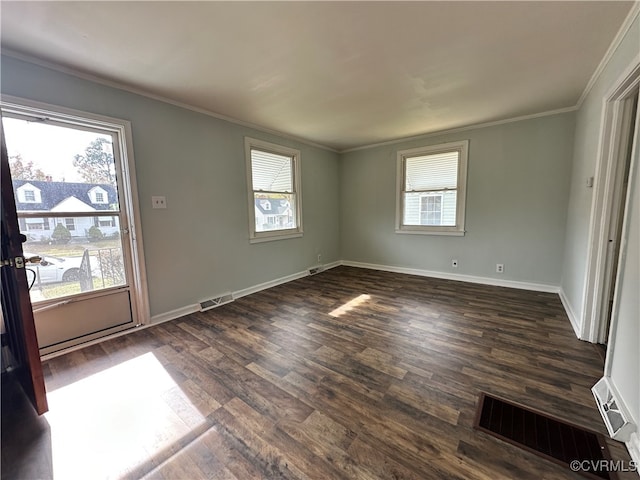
[251,149,293,193]
[405,151,458,191]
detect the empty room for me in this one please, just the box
[1,1,639,479]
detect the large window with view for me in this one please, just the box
[396,140,468,235]
[245,137,302,242]
[2,97,148,354]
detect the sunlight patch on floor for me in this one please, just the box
[329,294,371,318]
[44,352,206,479]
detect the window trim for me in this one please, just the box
[244,137,303,243]
[1,94,150,329]
[395,140,469,236]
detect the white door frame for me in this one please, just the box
[0,95,151,341]
[581,59,640,345]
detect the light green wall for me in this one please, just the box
[340,113,575,287]
[1,55,341,317]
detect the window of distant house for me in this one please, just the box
[26,218,46,231]
[24,189,36,202]
[396,140,468,235]
[65,218,76,231]
[245,137,302,243]
[420,194,443,225]
[95,192,104,202]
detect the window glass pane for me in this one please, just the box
[254,193,296,232]
[404,191,457,226]
[405,151,458,191]
[3,116,120,213]
[420,196,442,225]
[251,149,293,192]
[22,215,125,302]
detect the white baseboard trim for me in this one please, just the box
[341,260,560,293]
[234,270,310,299]
[558,288,582,339]
[150,304,199,325]
[627,431,640,468]
[149,261,343,324]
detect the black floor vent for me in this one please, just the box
[474,393,615,480]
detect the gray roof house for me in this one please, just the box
[12,179,120,240]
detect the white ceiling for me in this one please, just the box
[0,1,635,151]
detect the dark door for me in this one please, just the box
[1,125,48,415]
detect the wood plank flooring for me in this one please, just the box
[2,266,635,479]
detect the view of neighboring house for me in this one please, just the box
[13,179,120,240]
[254,197,294,231]
[403,191,457,226]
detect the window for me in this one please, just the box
[245,137,302,242]
[26,219,46,231]
[396,140,468,235]
[420,194,443,225]
[65,218,75,231]
[89,186,108,204]
[17,183,41,203]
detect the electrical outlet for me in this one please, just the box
[496,264,504,273]
[152,196,167,209]
[452,259,458,268]
[317,253,322,264]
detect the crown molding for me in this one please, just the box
[0,48,339,154]
[576,2,640,109]
[340,106,578,153]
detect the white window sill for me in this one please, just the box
[249,231,303,244]
[395,228,465,237]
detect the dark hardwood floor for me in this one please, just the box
[2,266,634,479]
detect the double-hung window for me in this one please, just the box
[245,137,302,242]
[396,140,468,235]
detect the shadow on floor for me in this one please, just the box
[1,373,53,480]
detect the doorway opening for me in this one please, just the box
[582,62,640,347]
[1,97,149,356]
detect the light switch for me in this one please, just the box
[152,196,167,209]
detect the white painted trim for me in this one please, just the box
[244,136,303,243]
[150,304,199,325]
[627,432,640,467]
[577,3,640,109]
[558,288,581,339]
[40,324,143,361]
[1,95,152,337]
[0,49,339,154]
[341,106,578,153]
[395,140,469,236]
[341,260,559,293]
[581,60,640,343]
[233,271,309,299]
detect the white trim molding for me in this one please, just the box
[581,60,640,343]
[559,289,581,338]
[341,260,560,293]
[1,49,338,154]
[150,304,200,325]
[151,260,344,324]
[628,431,640,467]
[577,3,640,109]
